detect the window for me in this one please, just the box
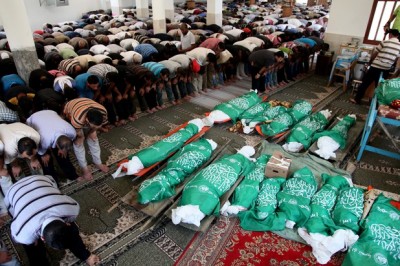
[364,0,399,45]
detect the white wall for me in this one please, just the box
[325,0,375,56]
[0,0,202,31]
[327,0,374,37]
[0,0,106,31]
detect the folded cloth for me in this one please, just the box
[207,110,230,123]
[172,146,256,227]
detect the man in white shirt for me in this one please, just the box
[26,110,81,182]
[179,23,196,53]
[0,123,41,178]
[186,47,217,91]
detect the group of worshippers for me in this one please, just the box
[0,99,107,265]
[0,1,331,265]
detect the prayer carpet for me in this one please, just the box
[175,216,345,266]
[4,75,398,266]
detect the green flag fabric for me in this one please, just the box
[238,177,286,231]
[275,167,318,228]
[224,155,271,214]
[172,148,256,227]
[343,195,400,266]
[331,187,364,234]
[138,139,215,204]
[239,102,272,121]
[313,115,356,149]
[129,123,200,166]
[305,174,351,235]
[376,78,400,105]
[259,100,312,137]
[179,152,255,216]
[213,91,262,122]
[285,111,329,150]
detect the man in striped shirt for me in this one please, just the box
[351,29,400,104]
[4,175,99,266]
[64,98,109,180]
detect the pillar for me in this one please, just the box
[0,0,40,83]
[207,0,223,26]
[136,0,149,18]
[152,0,166,34]
[110,0,122,17]
[165,0,175,22]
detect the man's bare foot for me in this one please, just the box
[100,125,112,132]
[96,164,109,173]
[150,107,157,112]
[156,106,163,110]
[82,169,93,180]
[128,115,136,121]
[147,109,154,114]
[86,254,100,266]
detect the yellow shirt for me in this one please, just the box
[393,6,400,31]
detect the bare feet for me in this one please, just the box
[82,168,93,180]
[114,120,126,127]
[100,127,109,133]
[150,107,157,113]
[96,164,109,173]
[349,98,358,104]
[128,115,137,121]
[156,106,163,110]
[147,109,154,114]
[86,254,100,266]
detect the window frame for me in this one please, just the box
[364,0,399,45]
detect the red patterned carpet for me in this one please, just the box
[175,216,345,266]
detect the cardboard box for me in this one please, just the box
[265,151,291,178]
